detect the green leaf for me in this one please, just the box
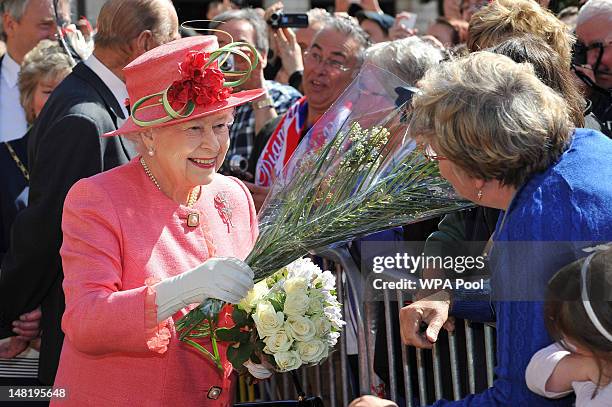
[269,298,283,313]
[227,343,254,368]
[232,308,249,327]
[216,326,250,343]
[215,327,239,342]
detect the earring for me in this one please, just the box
[477,190,483,201]
[148,148,154,157]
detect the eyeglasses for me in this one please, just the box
[575,39,612,69]
[304,50,351,73]
[420,144,447,162]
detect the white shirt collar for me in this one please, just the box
[84,54,129,117]
[1,53,20,88]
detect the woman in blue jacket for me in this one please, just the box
[352,51,612,407]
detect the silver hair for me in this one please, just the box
[209,8,269,54]
[318,15,371,69]
[577,0,612,26]
[306,8,331,27]
[0,0,30,38]
[123,131,149,157]
[1,0,71,40]
[365,37,444,85]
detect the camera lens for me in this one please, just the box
[228,154,248,174]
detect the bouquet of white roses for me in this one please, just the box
[177,258,344,375]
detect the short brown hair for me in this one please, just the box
[467,0,574,67]
[490,35,585,127]
[95,0,176,52]
[18,40,72,123]
[409,51,573,188]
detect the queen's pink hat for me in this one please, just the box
[104,35,264,136]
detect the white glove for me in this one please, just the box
[244,360,273,380]
[154,257,254,322]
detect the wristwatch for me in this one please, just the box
[253,94,274,110]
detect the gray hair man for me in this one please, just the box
[246,15,370,209]
[0,0,70,143]
[210,9,302,181]
[0,0,179,385]
[576,0,612,137]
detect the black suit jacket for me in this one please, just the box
[0,62,136,385]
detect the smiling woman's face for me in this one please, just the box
[149,109,234,190]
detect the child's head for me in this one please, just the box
[545,246,612,382]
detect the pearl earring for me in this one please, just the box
[477,190,483,201]
[148,148,154,157]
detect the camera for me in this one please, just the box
[227,154,249,175]
[267,11,309,29]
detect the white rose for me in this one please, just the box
[283,291,310,317]
[311,315,332,336]
[263,330,294,354]
[252,301,285,338]
[238,280,269,313]
[307,295,324,315]
[274,350,303,372]
[285,316,316,342]
[296,339,329,364]
[283,277,308,295]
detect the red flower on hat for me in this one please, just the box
[167,51,232,111]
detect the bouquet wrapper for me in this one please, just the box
[247,63,472,280]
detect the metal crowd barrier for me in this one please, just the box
[235,247,496,406]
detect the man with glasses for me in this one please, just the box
[576,0,612,137]
[246,15,370,209]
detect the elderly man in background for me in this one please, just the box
[211,9,301,181]
[247,15,370,209]
[575,0,612,137]
[0,0,70,143]
[0,0,180,386]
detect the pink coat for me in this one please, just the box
[51,157,258,406]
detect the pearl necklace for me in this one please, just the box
[140,156,200,226]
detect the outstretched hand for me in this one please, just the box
[399,291,454,348]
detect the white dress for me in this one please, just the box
[526,343,612,406]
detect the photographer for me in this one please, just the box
[211,9,302,181]
[575,0,612,138]
[264,3,331,92]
